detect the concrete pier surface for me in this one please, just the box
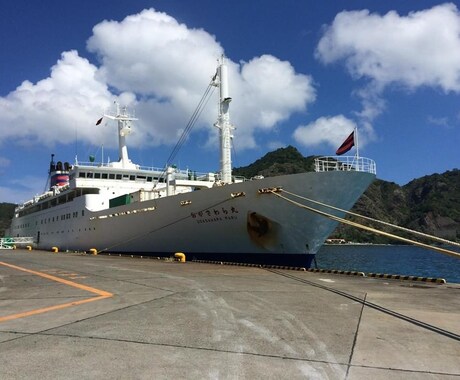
[0,249,459,379]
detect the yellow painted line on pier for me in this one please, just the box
[0,261,113,323]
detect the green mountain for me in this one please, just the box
[233,146,316,178]
[234,146,460,243]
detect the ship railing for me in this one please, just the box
[77,161,167,173]
[76,161,213,180]
[315,156,376,175]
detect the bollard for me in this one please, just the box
[174,252,186,263]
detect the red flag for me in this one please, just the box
[336,131,355,155]
[95,117,103,125]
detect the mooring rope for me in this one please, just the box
[269,189,460,260]
[281,189,460,249]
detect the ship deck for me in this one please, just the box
[0,249,459,379]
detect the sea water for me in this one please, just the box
[315,244,460,284]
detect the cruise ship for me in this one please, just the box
[6,57,376,267]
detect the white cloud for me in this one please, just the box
[0,9,315,153]
[87,9,222,98]
[314,3,460,145]
[86,10,316,149]
[316,3,460,92]
[234,55,315,147]
[427,115,450,128]
[293,115,357,149]
[0,50,118,147]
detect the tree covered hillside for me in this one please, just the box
[0,203,15,237]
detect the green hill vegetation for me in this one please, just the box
[0,203,16,237]
[233,146,316,178]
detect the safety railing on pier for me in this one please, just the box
[0,237,34,249]
[314,156,376,175]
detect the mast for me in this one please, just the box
[103,101,138,169]
[116,102,130,168]
[214,55,234,184]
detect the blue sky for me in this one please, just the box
[1,0,459,204]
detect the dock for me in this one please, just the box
[1,249,459,379]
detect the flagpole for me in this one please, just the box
[355,126,359,159]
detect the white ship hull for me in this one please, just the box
[8,170,374,266]
[6,58,377,267]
